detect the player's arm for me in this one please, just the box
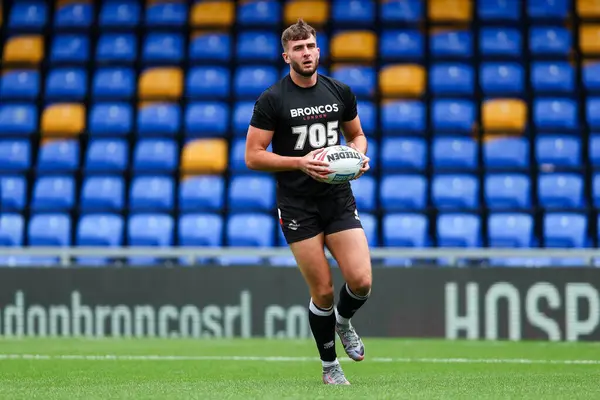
[341,116,368,155]
[245,126,300,172]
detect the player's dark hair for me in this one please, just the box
[281,18,317,50]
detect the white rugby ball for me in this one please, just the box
[316,145,364,184]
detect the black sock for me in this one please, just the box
[308,299,337,362]
[336,283,370,323]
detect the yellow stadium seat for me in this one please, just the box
[138,67,183,100]
[331,31,377,61]
[181,139,228,174]
[379,65,426,97]
[578,0,600,17]
[41,104,86,136]
[190,0,235,27]
[2,36,44,64]
[580,24,600,54]
[429,0,472,22]
[482,99,527,132]
[284,0,329,26]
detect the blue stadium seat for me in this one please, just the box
[186,67,230,99]
[128,214,174,246]
[29,214,71,246]
[77,214,124,246]
[529,27,571,56]
[593,174,600,207]
[85,139,128,172]
[583,63,600,91]
[92,68,135,99]
[0,176,26,211]
[9,1,47,28]
[227,214,274,247]
[54,2,93,27]
[380,0,421,22]
[332,66,375,98]
[31,176,75,211]
[531,62,574,93]
[350,176,376,212]
[477,0,520,20]
[365,139,378,170]
[185,102,229,137]
[383,213,428,247]
[179,175,225,211]
[228,176,275,211]
[430,30,472,58]
[538,173,584,209]
[237,0,280,25]
[96,34,137,62]
[190,32,231,62]
[0,70,40,99]
[381,101,425,134]
[484,137,529,169]
[0,104,37,135]
[380,175,426,210]
[528,0,569,19]
[236,31,278,62]
[488,213,533,248]
[587,98,600,129]
[432,100,475,133]
[133,139,177,172]
[544,213,587,248]
[99,0,140,27]
[430,64,474,94]
[534,98,577,129]
[0,214,24,246]
[535,135,581,167]
[89,103,133,136]
[50,35,89,63]
[234,66,279,98]
[142,33,184,62]
[379,30,423,59]
[37,139,79,172]
[316,32,329,59]
[480,63,524,94]
[432,175,479,209]
[45,68,87,100]
[179,214,223,246]
[137,103,180,136]
[357,101,376,135]
[233,102,254,135]
[380,137,427,170]
[437,214,481,247]
[433,137,477,170]
[332,0,375,25]
[480,28,521,57]
[0,140,31,171]
[80,176,124,211]
[485,174,531,209]
[590,135,600,166]
[129,176,174,211]
[145,1,187,26]
[359,213,378,246]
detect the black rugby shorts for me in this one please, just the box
[277,188,363,244]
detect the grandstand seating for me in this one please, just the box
[0,0,598,267]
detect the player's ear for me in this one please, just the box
[282,52,290,64]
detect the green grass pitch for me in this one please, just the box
[0,338,598,399]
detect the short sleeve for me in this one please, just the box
[249,90,278,131]
[342,84,358,121]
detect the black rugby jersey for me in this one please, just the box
[249,73,358,197]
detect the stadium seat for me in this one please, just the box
[41,104,85,136]
[529,0,569,19]
[96,34,136,62]
[37,139,79,172]
[544,213,588,247]
[128,214,174,246]
[234,66,279,98]
[357,101,376,135]
[485,174,531,209]
[89,103,132,136]
[380,0,422,22]
[54,1,93,27]
[593,174,600,207]
[332,0,375,25]
[480,63,524,95]
[381,137,427,171]
[482,99,527,132]
[359,213,378,247]
[428,0,472,22]
[432,175,479,209]
[142,33,184,62]
[284,0,329,26]
[80,176,124,211]
[0,104,38,135]
[233,102,254,135]
[478,0,520,20]
[533,99,578,130]
[85,139,128,172]
[590,135,600,166]
[380,175,427,210]
[227,214,274,247]
[379,64,424,97]
[228,176,275,211]
[483,136,529,169]
[580,24,600,55]
[437,214,481,247]
[0,70,40,99]
[93,68,135,99]
[379,30,423,59]
[587,98,600,129]
[430,30,472,58]
[332,65,376,98]
[139,68,183,100]
[137,103,180,136]
[146,0,187,26]
[236,31,279,62]
[383,213,428,247]
[180,139,228,174]
[50,35,89,63]
[77,214,124,247]
[3,35,44,64]
[190,0,234,27]
[0,176,26,211]
[28,214,71,246]
[331,31,377,61]
[0,214,24,246]
[529,27,571,55]
[381,100,425,134]
[488,213,533,248]
[430,64,473,95]
[185,102,229,138]
[45,68,87,100]
[8,1,48,29]
[129,176,174,211]
[133,139,177,172]
[0,140,31,171]
[535,135,581,167]
[531,62,574,93]
[238,0,280,26]
[179,175,225,211]
[350,176,376,212]
[189,32,231,62]
[432,100,475,133]
[583,62,600,91]
[538,173,584,209]
[187,67,230,99]
[179,214,223,247]
[433,137,477,170]
[31,176,75,211]
[480,28,521,57]
[99,0,141,27]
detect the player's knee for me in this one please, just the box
[312,286,334,308]
[348,276,372,297]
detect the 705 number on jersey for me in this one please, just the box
[292,121,339,150]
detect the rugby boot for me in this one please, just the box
[322,363,351,385]
[335,321,365,362]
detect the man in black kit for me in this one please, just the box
[245,19,372,385]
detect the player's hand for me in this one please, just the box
[298,149,333,182]
[348,143,370,180]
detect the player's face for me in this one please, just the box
[284,37,320,77]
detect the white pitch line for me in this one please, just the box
[0,354,598,365]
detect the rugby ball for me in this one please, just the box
[316,145,364,184]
